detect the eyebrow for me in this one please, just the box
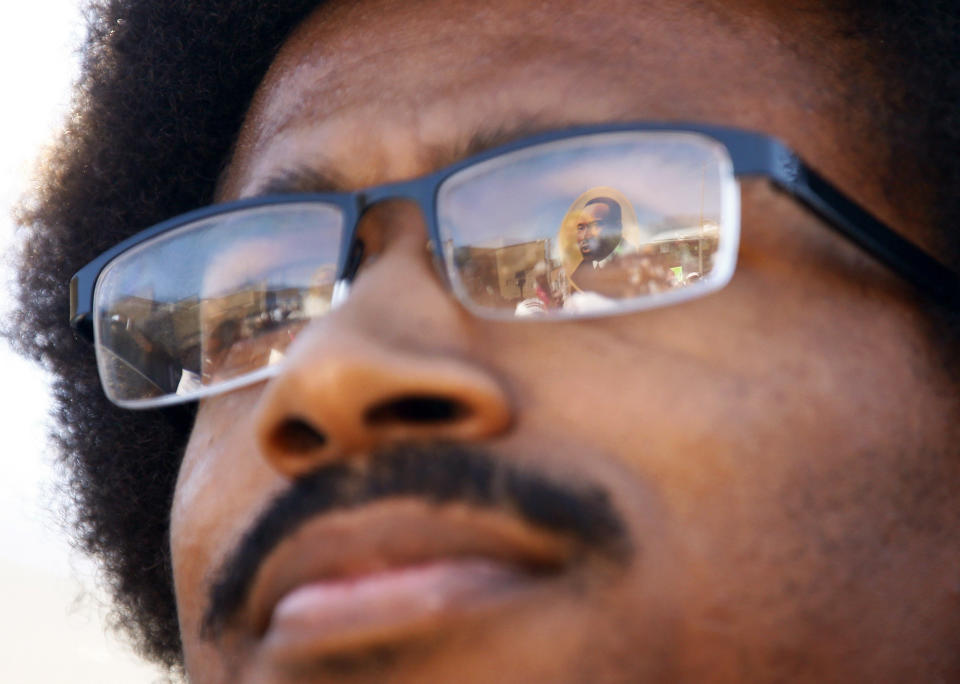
[253,166,348,196]
[249,118,564,198]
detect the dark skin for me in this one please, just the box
[575,202,621,260]
[169,0,960,681]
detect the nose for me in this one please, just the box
[252,200,513,479]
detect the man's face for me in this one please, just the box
[576,202,620,260]
[169,1,960,682]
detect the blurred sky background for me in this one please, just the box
[0,2,159,681]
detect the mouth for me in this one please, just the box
[580,237,601,253]
[243,499,575,663]
[202,445,630,669]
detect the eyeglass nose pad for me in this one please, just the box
[427,237,455,292]
[330,231,365,308]
[343,228,368,276]
[331,279,351,309]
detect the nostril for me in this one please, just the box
[270,418,327,453]
[365,395,469,425]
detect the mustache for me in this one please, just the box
[201,443,630,640]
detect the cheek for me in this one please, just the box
[170,385,284,646]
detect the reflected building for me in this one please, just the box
[97,265,336,399]
[645,220,720,282]
[451,238,566,310]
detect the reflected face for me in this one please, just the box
[576,202,621,259]
[169,1,960,682]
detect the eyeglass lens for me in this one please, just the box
[94,203,344,404]
[438,131,735,317]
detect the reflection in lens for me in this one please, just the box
[197,238,337,385]
[437,131,736,318]
[93,203,343,405]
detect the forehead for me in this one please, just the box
[583,203,612,219]
[221,0,870,200]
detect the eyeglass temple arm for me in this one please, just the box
[766,150,959,306]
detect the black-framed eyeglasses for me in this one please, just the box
[69,122,959,409]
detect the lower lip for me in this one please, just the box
[263,559,535,662]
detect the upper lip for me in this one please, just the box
[237,498,576,637]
